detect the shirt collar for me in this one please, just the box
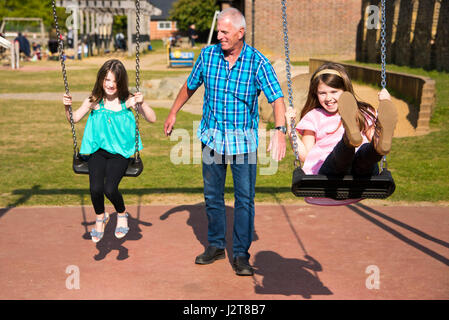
[219,41,247,62]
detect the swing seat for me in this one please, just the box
[291,167,395,200]
[73,151,143,177]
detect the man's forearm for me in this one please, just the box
[170,81,197,115]
[272,97,286,127]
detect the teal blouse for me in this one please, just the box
[80,99,143,158]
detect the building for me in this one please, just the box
[149,0,178,40]
[240,0,362,61]
[222,0,447,70]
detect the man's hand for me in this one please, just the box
[267,129,286,161]
[164,112,176,136]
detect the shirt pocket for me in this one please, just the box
[232,81,257,107]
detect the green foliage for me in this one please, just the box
[112,15,127,35]
[169,0,219,32]
[0,0,67,32]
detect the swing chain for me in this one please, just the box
[380,0,387,89]
[380,0,388,171]
[281,0,301,166]
[51,0,78,154]
[134,0,141,157]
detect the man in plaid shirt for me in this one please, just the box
[164,8,286,276]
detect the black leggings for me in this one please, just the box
[319,138,382,176]
[88,149,128,215]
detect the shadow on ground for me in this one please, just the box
[159,203,259,265]
[80,195,152,261]
[253,251,332,299]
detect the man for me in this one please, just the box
[164,8,286,276]
[188,24,198,48]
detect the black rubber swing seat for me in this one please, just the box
[73,151,143,177]
[291,166,396,200]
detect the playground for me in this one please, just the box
[1,47,448,300]
[0,0,448,302]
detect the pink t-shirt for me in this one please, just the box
[296,108,370,175]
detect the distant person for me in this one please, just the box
[15,32,31,58]
[31,42,42,60]
[115,32,126,51]
[67,28,74,48]
[77,42,82,59]
[188,24,198,47]
[48,29,59,56]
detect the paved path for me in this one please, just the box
[0,203,447,300]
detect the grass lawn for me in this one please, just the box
[0,98,296,207]
[0,61,448,207]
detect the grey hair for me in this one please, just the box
[217,7,246,31]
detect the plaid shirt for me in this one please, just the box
[187,42,283,155]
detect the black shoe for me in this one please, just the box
[195,246,225,265]
[233,256,254,276]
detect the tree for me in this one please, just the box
[169,0,219,32]
[0,0,67,32]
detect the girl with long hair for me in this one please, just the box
[287,62,397,177]
[63,59,156,243]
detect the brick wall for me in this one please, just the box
[244,0,362,61]
[150,21,177,40]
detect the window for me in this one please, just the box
[157,21,172,30]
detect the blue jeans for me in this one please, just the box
[202,143,257,259]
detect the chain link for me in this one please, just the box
[379,0,387,170]
[134,0,141,156]
[380,0,387,89]
[281,0,301,166]
[51,0,78,153]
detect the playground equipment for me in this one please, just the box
[167,42,194,68]
[0,18,47,46]
[0,35,20,69]
[54,0,158,58]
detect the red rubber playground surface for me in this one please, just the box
[0,203,448,300]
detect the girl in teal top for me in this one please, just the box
[63,59,156,243]
[80,98,143,159]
